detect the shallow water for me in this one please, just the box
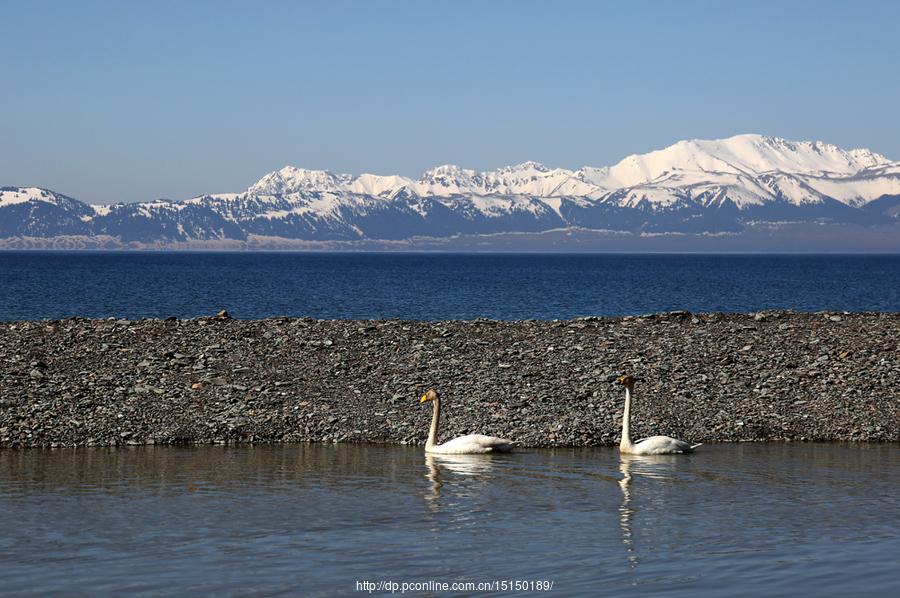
[0,444,898,596]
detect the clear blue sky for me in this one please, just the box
[2,0,899,204]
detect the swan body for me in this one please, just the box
[427,433,515,454]
[616,375,701,455]
[624,435,698,455]
[420,390,515,454]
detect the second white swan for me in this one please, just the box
[616,375,701,455]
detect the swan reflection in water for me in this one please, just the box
[619,457,639,568]
[618,454,687,568]
[424,453,498,507]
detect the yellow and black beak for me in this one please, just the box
[419,394,429,403]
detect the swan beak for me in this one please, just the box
[617,375,636,387]
[419,394,429,403]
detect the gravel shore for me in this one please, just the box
[1,312,897,448]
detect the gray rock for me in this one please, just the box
[2,312,898,448]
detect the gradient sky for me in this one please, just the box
[2,0,899,204]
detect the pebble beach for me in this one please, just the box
[1,311,897,448]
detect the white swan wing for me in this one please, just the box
[429,434,515,455]
[632,435,696,455]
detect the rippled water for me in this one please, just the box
[0,444,897,596]
[2,252,900,320]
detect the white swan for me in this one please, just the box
[617,375,701,455]
[420,389,515,454]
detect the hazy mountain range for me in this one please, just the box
[2,134,899,250]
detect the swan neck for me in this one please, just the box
[620,387,633,450]
[426,397,440,450]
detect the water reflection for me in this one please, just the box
[423,453,499,508]
[424,454,443,505]
[618,454,699,569]
[0,444,897,597]
[425,453,497,476]
[618,458,638,568]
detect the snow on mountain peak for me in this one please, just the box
[694,134,889,175]
[504,161,549,173]
[416,165,479,195]
[0,187,68,207]
[240,134,896,209]
[578,134,891,192]
[248,166,352,195]
[419,164,476,180]
[349,173,417,197]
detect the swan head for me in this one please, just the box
[420,389,438,404]
[617,375,636,389]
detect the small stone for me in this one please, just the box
[191,383,204,390]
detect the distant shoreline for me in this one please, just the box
[3,246,900,255]
[1,311,898,449]
[2,220,900,253]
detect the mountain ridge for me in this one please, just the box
[236,134,895,202]
[2,134,900,249]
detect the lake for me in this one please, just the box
[1,252,899,321]
[0,443,897,596]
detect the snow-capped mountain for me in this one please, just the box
[0,187,95,238]
[2,134,899,248]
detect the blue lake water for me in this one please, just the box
[0,444,897,597]
[0,251,899,321]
